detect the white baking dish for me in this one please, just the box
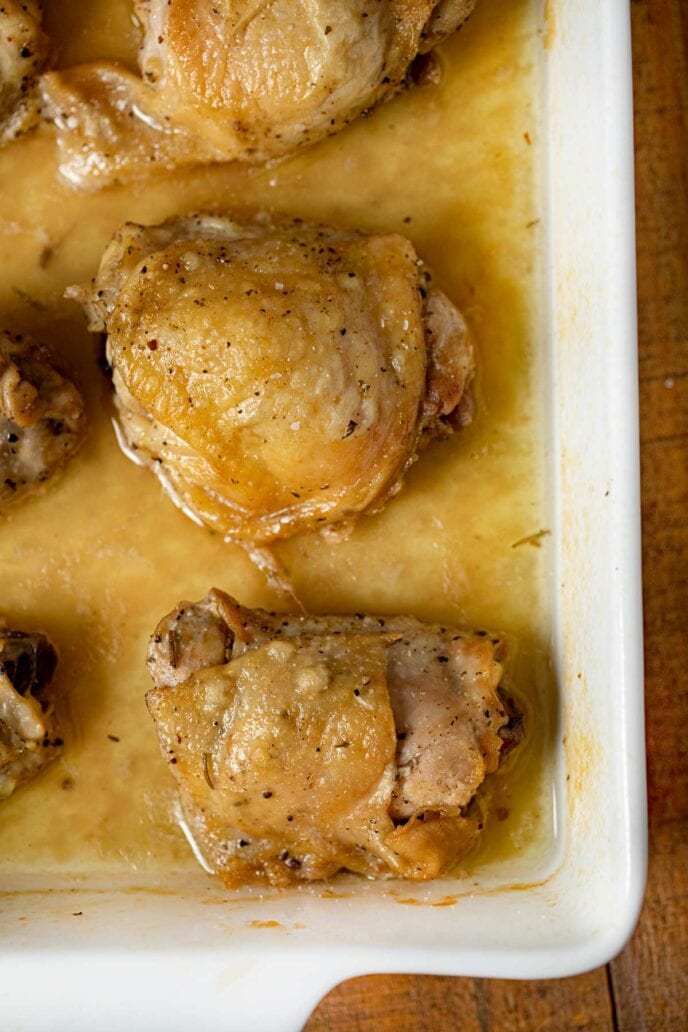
[0,1,645,1028]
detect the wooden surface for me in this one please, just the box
[303,1,688,1028]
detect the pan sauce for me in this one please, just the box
[0,0,554,884]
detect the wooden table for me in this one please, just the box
[303,2,688,1027]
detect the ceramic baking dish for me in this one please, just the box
[0,1,645,1028]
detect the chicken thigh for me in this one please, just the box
[0,1,49,144]
[70,212,474,544]
[146,589,518,885]
[0,331,86,508]
[40,0,476,188]
[0,626,61,800]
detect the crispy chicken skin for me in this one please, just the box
[146,589,514,885]
[0,1,49,144]
[69,212,474,544]
[0,331,86,508]
[39,0,476,189]
[0,626,61,800]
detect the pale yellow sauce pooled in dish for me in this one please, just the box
[0,0,554,887]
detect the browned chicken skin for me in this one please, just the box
[0,626,61,800]
[39,0,476,189]
[69,212,473,545]
[0,1,50,144]
[146,590,518,886]
[0,331,86,508]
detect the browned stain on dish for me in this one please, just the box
[393,895,459,907]
[392,872,556,906]
[248,919,282,929]
[512,529,552,549]
[543,0,556,49]
[200,895,277,906]
[563,675,599,818]
[0,885,223,899]
[431,896,461,907]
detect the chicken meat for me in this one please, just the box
[0,1,49,144]
[70,212,473,544]
[146,589,519,885]
[39,0,476,188]
[0,331,86,508]
[0,626,61,800]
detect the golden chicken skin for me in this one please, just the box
[70,212,474,544]
[146,589,520,886]
[39,0,476,188]
[0,626,61,800]
[0,0,50,143]
[0,331,86,509]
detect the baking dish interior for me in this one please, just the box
[0,2,645,1027]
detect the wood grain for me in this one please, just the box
[608,0,688,1025]
[304,971,615,1032]
[303,976,484,1032]
[303,0,688,1027]
[610,821,688,1032]
[632,0,688,828]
